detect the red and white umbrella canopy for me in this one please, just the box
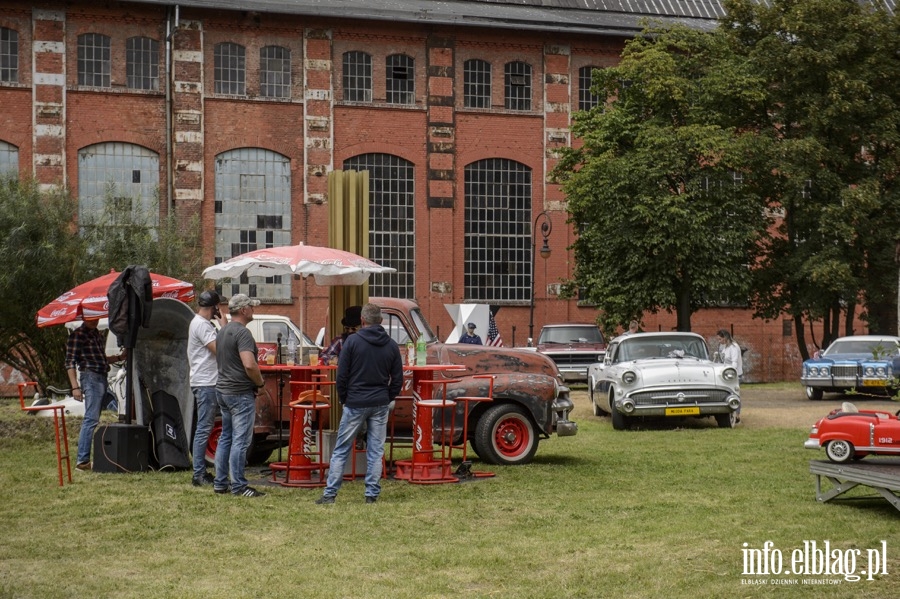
[201,243,395,286]
[36,270,195,327]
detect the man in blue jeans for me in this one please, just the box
[214,293,266,497]
[316,303,403,504]
[66,316,124,471]
[187,290,226,486]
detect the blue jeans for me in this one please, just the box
[192,386,220,478]
[214,391,256,493]
[76,370,108,465]
[322,404,390,499]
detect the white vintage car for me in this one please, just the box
[587,332,741,430]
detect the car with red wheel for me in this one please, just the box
[804,402,900,463]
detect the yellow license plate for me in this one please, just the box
[863,380,888,387]
[665,406,700,416]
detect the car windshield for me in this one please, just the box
[539,326,604,344]
[824,340,899,356]
[616,336,709,361]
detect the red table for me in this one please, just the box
[393,363,465,484]
[260,363,336,462]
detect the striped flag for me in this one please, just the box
[487,311,503,347]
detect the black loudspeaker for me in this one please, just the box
[93,423,150,473]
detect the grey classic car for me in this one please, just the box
[587,332,741,430]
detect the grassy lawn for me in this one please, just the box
[1,385,898,598]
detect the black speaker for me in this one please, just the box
[93,423,150,473]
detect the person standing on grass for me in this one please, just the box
[214,294,266,498]
[187,290,226,487]
[67,315,125,472]
[716,329,743,423]
[316,303,403,505]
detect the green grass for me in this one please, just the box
[1,388,898,599]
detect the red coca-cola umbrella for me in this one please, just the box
[36,269,195,328]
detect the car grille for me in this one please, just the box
[548,354,603,366]
[631,389,731,405]
[831,365,859,378]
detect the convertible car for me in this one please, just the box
[587,332,741,430]
[801,335,900,400]
[804,402,900,463]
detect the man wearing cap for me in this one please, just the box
[187,290,227,486]
[214,293,266,497]
[66,316,125,471]
[458,322,483,345]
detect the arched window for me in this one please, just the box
[126,37,160,91]
[464,159,532,301]
[1,27,19,83]
[343,154,415,299]
[215,42,246,95]
[504,61,531,111]
[0,140,19,178]
[78,33,111,87]
[260,45,290,98]
[578,66,601,111]
[77,142,160,228]
[343,51,372,102]
[463,59,491,108]
[214,148,292,300]
[385,54,414,105]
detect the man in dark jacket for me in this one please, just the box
[316,303,403,504]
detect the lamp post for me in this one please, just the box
[528,210,552,346]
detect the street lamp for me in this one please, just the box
[528,210,552,346]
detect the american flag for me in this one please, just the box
[487,311,503,347]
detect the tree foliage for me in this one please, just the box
[0,178,202,390]
[722,0,900,355]
[554,24,770,334]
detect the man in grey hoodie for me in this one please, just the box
[316,303,403,504]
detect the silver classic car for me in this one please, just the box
[587,332,741,430]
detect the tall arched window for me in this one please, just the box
[1,27,19,83]
[214,148,292,300]
[0,140,18,178]
[463,59,491,108]
[78,33,111,87]
[77,142,160,228]
[578,65,601,111]
[343,154,415,299]
[343,51,372,102]
[126,36,160,91]
[215,42,246,95]
[464,159,532,301]
[260,45,291,98]
[386,54,414,105]
[504,61,532,111]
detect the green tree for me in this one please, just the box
[0,178,85,389]
[723,0,900,355]
[0,179,203,391]
[554,24,769,334]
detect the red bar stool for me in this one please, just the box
[386,394,414,475]
[449,374,496,479]
[394,378,461,484]
[269,379,332,488]
[18,382,72,486]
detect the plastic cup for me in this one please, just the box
[308,350,319,366]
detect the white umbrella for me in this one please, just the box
[202,243,395,356]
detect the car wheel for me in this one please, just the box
[609,393,630,431]
[205,425,273,466]
[825,439,855,463]
[473,404,539,466]
[715,412,737,429]
[589,383,604,417]
[805,386,823,401]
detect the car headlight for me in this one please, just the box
[722,368,737,381]
[819,366,829,377]
[876,366,887,377]
[809,425,818,435]
[864,366,875,377]
[622,370,636,384]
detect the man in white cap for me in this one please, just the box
[458,322,483,345]
[214,294,266,497]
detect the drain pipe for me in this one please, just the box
[165,5,180,216]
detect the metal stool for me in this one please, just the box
[450,374,496,479]
[18,382,72,486]
[269,379,332,488]
[394,378,461,484]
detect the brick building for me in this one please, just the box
[1,0,830,384]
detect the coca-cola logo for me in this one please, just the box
[50,308,69,317]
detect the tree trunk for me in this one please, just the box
[795,312,809,362]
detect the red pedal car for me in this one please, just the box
[804,402,900,463]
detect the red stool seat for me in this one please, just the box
[18,382,72,486]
